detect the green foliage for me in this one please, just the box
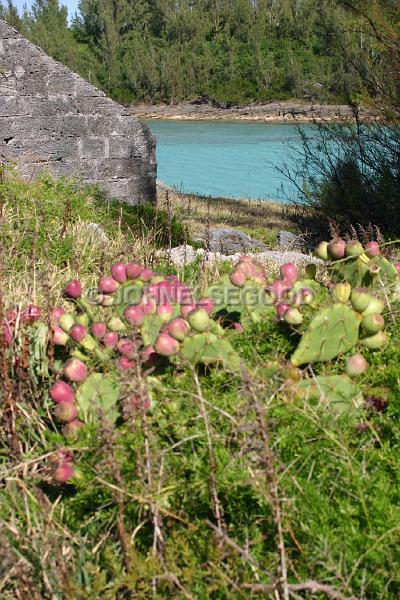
[4,0,380,106]
[296,373,363,416]
[0,171,186,275]
[291,303,362,366]
[106,201,188,249]
[76,373,120,424]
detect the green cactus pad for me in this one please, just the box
[364,255,399,286]
[296,374,363,417]
[141,314,165,346]
[76,373,120,424]
[181,333,240,370]
[330,257,369,288]
[291,303,362,366]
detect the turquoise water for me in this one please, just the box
[146,120,316,202]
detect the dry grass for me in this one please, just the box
[157,185,295,240]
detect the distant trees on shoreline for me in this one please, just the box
[0,0,390,107]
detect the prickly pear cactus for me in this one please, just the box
[330,257,369,288]
[76,373,120,425]
[296,374,363,417]
[291,303,362,366]
[181,332,240,370]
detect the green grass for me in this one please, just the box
[1,173,400,598]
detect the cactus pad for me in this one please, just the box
[296,374,363,417]
[76,373,120,424]
[291,303,362,366]
[181,332,240,370]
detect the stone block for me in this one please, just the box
[0,18,156,204]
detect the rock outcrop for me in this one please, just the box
[0,20,156,204]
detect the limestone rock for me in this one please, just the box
[0,19,156,204]
[202,228,267,255]
[160,244,322,269]
[277,230,305,251]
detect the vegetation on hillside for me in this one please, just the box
[1,173,400,598]
[1,0,394,106]
[288,0,400,239]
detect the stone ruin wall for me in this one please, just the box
[0,19,157,204]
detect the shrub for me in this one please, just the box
[287,122,400,240]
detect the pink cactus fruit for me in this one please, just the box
[49,380,75,404]
[154,333,180,356]
[99,276,119,295]
[63,358,88,383]
[64,279,82,299]
[111,262,127,283]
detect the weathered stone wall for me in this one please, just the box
[0,20,156,204]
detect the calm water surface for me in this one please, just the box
[146,120,316,202]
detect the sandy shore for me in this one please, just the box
[133,100,377,123]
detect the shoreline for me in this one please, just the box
[157,182,284,206]
[133,100,377,123]
[157,183,294,242]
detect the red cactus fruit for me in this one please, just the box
[154,333,180,356]
[99,276,119,295]
[280,263,299,285]
[328,238,346,259]
[63,358,88,383]
[124,305,145,327]
[64,279,82,299]
[140,268,154,282]
[50,306,65,326]
[230,269,247,287]
[2,320,13,345]
[141,298,157,315]
[157,302,173,322]
[55,401,78,423]
[118,357,135,371]
[117,338,136,357]
[111,262,127,283]
[126,263,143,279]
[268,279,290,301]
[197,297,215,315]
[49,380,75,404]
[70,324,87,343]
[276,302,291,319]
[365,241,380,258]
[103,331,119,349]
[21,304,42,324]
[53,462,75,483]
[168,317,189,342]
[346,354,368,377]
[91,322,107,340]
[52,326,69,346]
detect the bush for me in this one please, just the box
[287,122,400,240]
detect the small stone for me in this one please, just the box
[277,230,304,251]
[202,228,267,255]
